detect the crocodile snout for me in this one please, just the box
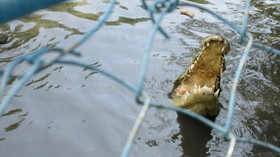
[201,35,230,55]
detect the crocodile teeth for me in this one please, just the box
[206,42,210,47]
[202,47,206,51]
[201,85,208,90]
[193,84,198,93]
[194,84,198,89]
[190,64,194,70]
[197,86,201,92]
[202,86,211,92]
[221,46,225,52]
[194,84,202,93]
[214,89,220,97]
[183,91,190,100]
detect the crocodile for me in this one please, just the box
[0,34,8,44]
[169,35,230,117]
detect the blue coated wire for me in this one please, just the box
[57,59,138,93]
[121,93,151,157]
[239,0,251,42]
[136,2,171,101]
[0,0,280,156]
[180,1,280,55]
[63,0,117,52]
[225,34,253,136]
[57,59,225,133]
[0,60,41,116]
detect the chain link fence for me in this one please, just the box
[0,0,280,156]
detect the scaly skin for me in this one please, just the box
[169,35,230,116]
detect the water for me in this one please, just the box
[0,0,279,156]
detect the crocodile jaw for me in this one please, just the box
[170,35,230,117]
[172,84,220,116]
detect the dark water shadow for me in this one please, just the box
[177,111,216,157]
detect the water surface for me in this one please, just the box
[0,0,279,156]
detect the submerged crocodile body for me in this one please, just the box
[169,35,230,117]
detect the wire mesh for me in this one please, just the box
[0,0,280,156]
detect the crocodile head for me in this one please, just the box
[169,35,230,117]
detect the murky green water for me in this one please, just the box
[0,0,279,156]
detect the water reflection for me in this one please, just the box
[4,119,25,132]
[169,0,280,155]
[230,1,280,156]
[1,109,23,116]
[0,0,279,156]
[249,1,279,49]
[47,1,103,21]
[106,17,149,26]
[1,108,28,140]
[0,14,83,53]
[246,53,280,156]
[26,73,51,87]
[47,1,149,26]
[0,0,149,61]
[177,112,216,157]
[188,0,211,4]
